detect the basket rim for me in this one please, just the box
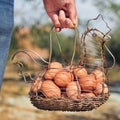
[29,91,110,112]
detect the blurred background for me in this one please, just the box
[0,0,120,120]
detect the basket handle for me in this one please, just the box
[49,27,79,67]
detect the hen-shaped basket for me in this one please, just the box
[12,15,115,112]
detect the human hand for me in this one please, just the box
[43,0,78,32]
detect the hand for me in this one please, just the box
[43,0,78,32]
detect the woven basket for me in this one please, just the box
[29,92,109,111]
[12,15,115,112]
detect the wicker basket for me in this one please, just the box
[12,15,115,112]
[29,92,109,111]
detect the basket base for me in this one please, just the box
[29,92,109,112]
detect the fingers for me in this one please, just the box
[49,10,75,32]
[43,0,78,32]
[59,10,66,28]
[58,10,74,28]
[49,13,61,32]
[48,10,77,32]
[65,18,75,28]
[66,1,78,27]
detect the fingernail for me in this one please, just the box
[59,10,64,15]
[55,27,61,32]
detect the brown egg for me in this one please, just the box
[31,77,42,93]
[94,83,108,96]
[44,62,63,80]
[79,92,96,98]
[66,81,81,99]
[74,66,88,79]
[79,74,97,91]
[40,80,61,98]
[91,69,106,83]
[54,70,74,87]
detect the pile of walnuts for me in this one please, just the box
[31,61,108,99]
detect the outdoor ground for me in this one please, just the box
[0,64,120,120]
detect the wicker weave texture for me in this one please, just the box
[29,92,109,111]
